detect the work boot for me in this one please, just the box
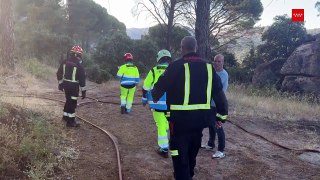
[62,116,68,121]
[66,119,80,127]
[157,148,169,158]
[121,106,126,114]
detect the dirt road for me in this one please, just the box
[62,82,320,180]
[3,75,320,179]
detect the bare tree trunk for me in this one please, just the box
[135,0,183,51]
[0,0,15,70]
[166,0,176,50]
[67,0,75,39]
[195,0,211,59]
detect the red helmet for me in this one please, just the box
[70,45,83,55]
[123,53,133,61]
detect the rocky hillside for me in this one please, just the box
[227,27,320,62]
[126,27,320,63]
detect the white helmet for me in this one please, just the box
[156,49,171,62]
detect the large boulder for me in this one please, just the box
[280,35,320,95]
[252,58,286,88]
[281,76,320,93]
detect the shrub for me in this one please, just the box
[0,106,70,179]
[21,58,55,79]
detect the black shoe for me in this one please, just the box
[62,116,68,121]
[157,148,169,158]
[121,106,126,114]
[66,119,80,127]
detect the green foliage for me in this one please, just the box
[83,54,110,83]
[257,15,307,61]
[14,0,72,64]
[228,66,252,84]
[67,0,126,49]
[131,39,158,75]
[316,1,320,15]
[92,32,159,81]
[0,106,67,179]
[92,32,132,82]
[145,24,191,55]
[0,105,16,172]
[230,83,319,104]
[14,0,126,73]
[222,0,263,23]
[22,58,55,79]
[241,46,263,80]
[0,105,10,117]
[16,112,59,179]
[228,46,262,84]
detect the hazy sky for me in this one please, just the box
[93,0,320,29]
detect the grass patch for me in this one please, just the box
[228,84,320,121]
[21,58,55,79]
[0,104,75,179]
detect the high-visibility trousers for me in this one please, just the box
[120,86,136,112]
[152,111,169,149]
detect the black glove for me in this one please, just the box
[58,83,63,91]
[82,90,86,99]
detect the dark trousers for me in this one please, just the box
[208,124,225,152]
[207,108,225,152]
[170,122,203,180]
[63,85,79,121]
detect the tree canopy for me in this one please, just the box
[182,0,263,50]
[316,1,320,15]
[257,15,307,61]
[144,24,191,55]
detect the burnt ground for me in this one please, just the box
[1,75,320,179]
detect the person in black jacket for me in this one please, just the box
[152,36,228,180]
[57,46,86,127]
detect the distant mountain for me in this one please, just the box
[307,28,320,35]
[126,28,148,39]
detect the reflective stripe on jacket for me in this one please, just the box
[117,63,140,86]
[152,52,228,117]
[56,57,86,89]
[169,63,212,110]
[143,64,168,110]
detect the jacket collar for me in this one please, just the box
[182,52,203,62]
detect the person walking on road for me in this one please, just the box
[142,49,172,158]
[56,45,86,127]
[152,36,228,180]
[117,53,140,114]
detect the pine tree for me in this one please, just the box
[0,0,15,70]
